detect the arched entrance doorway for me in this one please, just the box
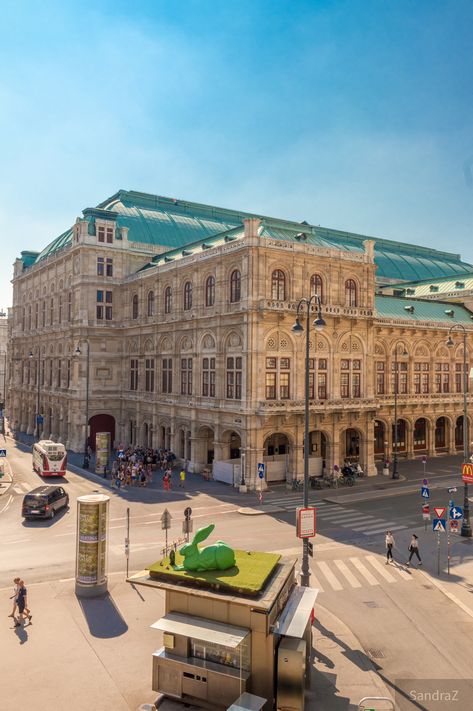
[308,430,328,475]
[455,416,464,450]
[435,417,448,451]
[374,420,387,459]
[343,428,361,462]
[264,433,290,482]
[89,414,116,451]
[392,419,407,456]
[413,418,427,452]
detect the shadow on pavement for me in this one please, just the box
[13,621,29,645]
[78,592,128,638]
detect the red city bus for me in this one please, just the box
[32,440,67,477]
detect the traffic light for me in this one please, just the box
[307,541,314,557]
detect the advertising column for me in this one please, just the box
[95,431,110,475]
[75,494,110,597]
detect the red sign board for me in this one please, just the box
[462,463,473,484]
[296,507,316,538]
[450,520,460,533]
[422,504,430,519]
[433,507,446,519]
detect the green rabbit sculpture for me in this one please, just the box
[176,524,236,571]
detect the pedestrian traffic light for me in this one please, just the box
[307,541,314,557]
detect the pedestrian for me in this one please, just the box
[8,577,20,618]
[163,472,170,491]
[14,580,32,626]
[407,534,422,566]
[385,531,394,564]
[179,469,186,488]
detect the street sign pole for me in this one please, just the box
[437,529,440,576]
[125,506,130,578]
[447,505,450,576]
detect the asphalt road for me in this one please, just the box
[3,442,473,710]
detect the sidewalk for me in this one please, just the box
[0,572,392,711]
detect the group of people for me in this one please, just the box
[8,577,31,628]
[109,445,184,490]
[385,531,422,566]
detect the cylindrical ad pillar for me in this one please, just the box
[75,494,110,597]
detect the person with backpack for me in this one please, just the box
[407,534,422,566]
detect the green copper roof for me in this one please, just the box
[375,295,473,324]
[24,190,473,283]
[380,272,473,298]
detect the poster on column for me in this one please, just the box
[95,431,110,474]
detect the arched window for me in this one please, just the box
[230,270,241,303]
[345,279,357,307]
[271,269,286,300]
[183,281,193,311]
[164,286,172,314]
[205,276,215,307]
[132,294,139,319]
[147,290,155,316]
[310,274,324,303]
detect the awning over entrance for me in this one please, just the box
[151,611,249,648]
[274,586,319,638]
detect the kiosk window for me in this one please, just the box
[190,636,250,672]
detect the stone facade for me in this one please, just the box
[8,194,473,490]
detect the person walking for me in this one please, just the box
[385,531,395,564]
[8,577,20,618]
[407,534,422,566]
[14,580,32,626]
[163,471,170,491]
[179,468,186,488]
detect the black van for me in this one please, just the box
[22,486,69,520]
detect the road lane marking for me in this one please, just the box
[349,557,379,585]
[366,555,396,582]
[362,525,407,536]
[0,495,13,514]
[316,561,343,591]
[394,565,413,581]
[333,559,362,588]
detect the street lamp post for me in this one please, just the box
[28,349,41,440]
[292,294,326,587]
[392,345,408,480]
[447,325,472,538]
[75,341,90,469]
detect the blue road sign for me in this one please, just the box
[422,478,428,485]
[421,486,430,498]
[450,506,463,520]
[433,518,446,532]
[257,463,265,479]
[36,415,44,425]
[0,449,6,457]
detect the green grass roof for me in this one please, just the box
[147,549,281,596]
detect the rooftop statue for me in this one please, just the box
[175,524,236,572]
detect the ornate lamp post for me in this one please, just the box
[292,294,326,587]
[392,344,408,480]
[28,348,41,440]
[75,341,90,469]
[447,324,472,537]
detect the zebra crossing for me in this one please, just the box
[265,494,408,537]
[11,481,33,495]
[311,554,413,593]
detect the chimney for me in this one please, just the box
[363,239,375,260]
[244,218,261,239]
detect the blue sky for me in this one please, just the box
[1,0,472,308]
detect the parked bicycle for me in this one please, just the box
[291,478,304,491]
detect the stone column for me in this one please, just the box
[364,415,377,476]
